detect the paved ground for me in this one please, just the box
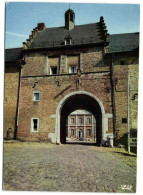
[3,142,136,192]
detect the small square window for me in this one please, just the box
[120,60,125,65]
[50,67,57,75]
[33,92,40,101]
[69,66,77,73]
[31,118,39,132]
[122,118,127,123]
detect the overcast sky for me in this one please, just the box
[5,2,140,48]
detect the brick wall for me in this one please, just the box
[4,47,138,145]
[114,64,139,144]
[22,46,110,77]
[4,63,20,139]
[17,70,112,141]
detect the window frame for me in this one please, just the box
[65,39,71,45]
[30,118,39,132]
[87,117,91,125]
[71,129,75,137]
[33,91,40,102]
[87,129,91,136]
[79,117,83,125]
[69,65,77,73]
[71,117,75,125]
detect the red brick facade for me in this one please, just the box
[4,9,139,146]
[66,111,96,141]
[4,63,20,139]
[17,50,112,142]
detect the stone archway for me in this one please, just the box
[48,91,113,145]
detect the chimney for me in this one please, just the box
[37,23,46,31]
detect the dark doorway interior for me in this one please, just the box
[60,94,102,146]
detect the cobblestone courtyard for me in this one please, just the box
[3,142,136,192]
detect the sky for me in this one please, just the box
[5,2,140,49]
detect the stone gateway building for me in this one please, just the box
[4,9,139,146]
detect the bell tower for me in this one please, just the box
[65,9,75,30]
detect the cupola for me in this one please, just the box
[65,9,75,30]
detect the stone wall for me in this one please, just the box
[129,65,138,131]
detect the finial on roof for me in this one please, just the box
[100,16,104,23]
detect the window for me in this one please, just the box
[71,118,75,124]
[65,35,72,45]
[65,39,71,45]
[33,91,40,101]
[69,66,77,73]
[50,67,57,75]
[87,129,91,136]
[31,118,39,132]
[79,129,83,139]
[120,60,125,65]
[122,118,127,123]
[70,13,74,22]
[87,118,91,124]
[71,129,75,136]
[79,117,83,125]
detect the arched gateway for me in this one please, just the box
[48,91,113,146]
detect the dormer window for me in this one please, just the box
[65,39,71,45]
[65,35,72,45]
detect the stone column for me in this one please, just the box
[60,55,67,74]
[44,56,49,74]
[80,53,84,72]
[84,115,86,141]
[76,115,78,140]
[68,116,70,139]
[92,115,94,141]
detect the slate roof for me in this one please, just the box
[5,47,23,62]
[5,33,139,62]
[30,23,105,48]
[109,32,139,53]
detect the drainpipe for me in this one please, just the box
[14,59,25,140]
[111,54,117,146]
[127,71,130,153]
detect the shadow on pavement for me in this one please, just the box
[66,141,97,146]
[114,151,137,157]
